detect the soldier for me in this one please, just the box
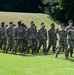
[66,20,74,57]
[26,21,37,54]
[55,24,68,58]
[37,22,47,54]
[5,22,14,53]
[19,23,28,54]
[5,25,8,28]
[47,23,57,53]
[0,22,7,52]
[12,21,25,55]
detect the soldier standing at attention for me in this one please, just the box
[66,20,74,57]
[27,21,37,54]
[37,22,47,54]
[5,22,14,53]
[47,23,57,53]
[12,21,25,55]
[0,22,7,52]
[55,24,68,58]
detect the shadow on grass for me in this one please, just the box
[58,57,74,62]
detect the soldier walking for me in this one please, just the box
[37,22,47,54]
[5,22,14,53]
[0,22,7,52]
[12,21,25,55]
[55,24,68,58]
[26,21,37,54]
[66,20,74,57]
[47,23,57,53]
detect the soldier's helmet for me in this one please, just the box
[68,20,73,23]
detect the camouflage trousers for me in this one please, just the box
[47,39,57,52]
[27,39,37,54]
[37,39,47,54]
[12,39,24,54]
[68,39,74,56]
[56,41,68,56]
[19,38,28,53]
[0,38,7,51]
[5,38,13,52]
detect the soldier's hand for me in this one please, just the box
[68,29,72,32]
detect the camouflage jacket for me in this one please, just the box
[27,26,37,39]
[0,27,6,39]
[6,26,14,38]
[58,29,67,42]
[66,25,74,40]
[13,26,25,39]
[37,27,47,40]
[48,28,57,41]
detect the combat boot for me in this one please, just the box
[55,54,57,58]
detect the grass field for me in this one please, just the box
[0,51,74,75]
[0,12,74,75]
[0,12,58,29]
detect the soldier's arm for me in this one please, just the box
[48,29,52,39]
[0,28,1,38]
[13,28,17,39]
[6,28,9,37]
[65,27,72,35]
[37,29,41,39]
[45,29,47,40]
[55,28,59,33]
[26,27,30,38]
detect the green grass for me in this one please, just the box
[0,51,74,75]
[0,12,73,75]
[0,12,58,29]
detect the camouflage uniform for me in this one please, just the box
[66,25,74,57]
[5,22,14,53]
[0,24,7,52]
[55,28,68,58]
[19,23,27,53]
[27,25,37,54]
[47,27,57,53]
[12,23,25,54]
[37,25,47,54]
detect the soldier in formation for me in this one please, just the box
[66,20,74,57]
[0,20,74,58]
[55,24,68,58]
[37,22,47,54]
[47,23,57,53]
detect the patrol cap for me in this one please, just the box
[1,22,5,25]
[18,21,22,24]
[60,23,65,27]
[5,25,8,27]
[30,21,34,23]
[41,22,44,25]
[9,22,13,24]
[68,20,73,23]
[51,23,55,26]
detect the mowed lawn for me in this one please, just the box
[0,51,74,75]
[0,12,74,75]
[0,12,58,29]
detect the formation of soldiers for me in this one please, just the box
[0,20,74,58]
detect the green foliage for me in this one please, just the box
[0,0,46,12]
